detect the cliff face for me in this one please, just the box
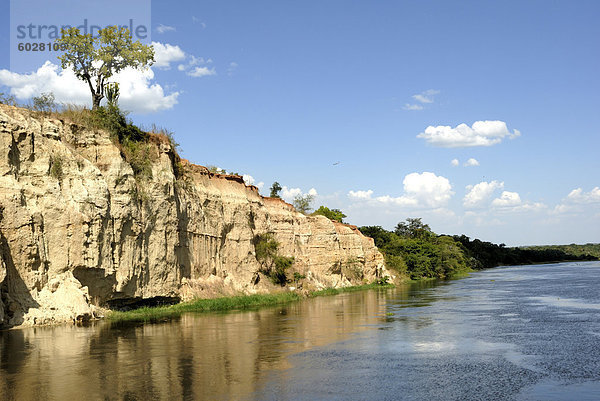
[0,104,390,328]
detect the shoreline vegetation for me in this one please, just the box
[107,283,394,323]
[106,255,598,324]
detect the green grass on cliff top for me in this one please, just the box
[107,283,393,323]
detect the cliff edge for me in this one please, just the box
[0,104,390,328]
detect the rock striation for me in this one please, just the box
[0,104,390,328]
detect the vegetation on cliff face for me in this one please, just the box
[252,233,295,285]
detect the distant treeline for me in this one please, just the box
[359,219,598,281]
[522,243,600,259]
[452,236,597,269]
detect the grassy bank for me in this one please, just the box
[309,282,394,297]
[107,284,394,323]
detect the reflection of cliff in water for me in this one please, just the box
[0,287,414,400]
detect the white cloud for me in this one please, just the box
[553,187,600,214]
[0,61,179,113]
[348,190,373,200]
[451,158,459,167]
[403,103,423,111]
[463,181,504,209]
[492,191,522,208]
[349,172,453,209]
[464,158,480,167]
[156,24,176,34]
[280,187,319,202]
[402,89,439,111]
[177,55,216,77]
[566,187,600,204]
[243,175,264,190]
[151,42,186,69]
[412,89,440,104]
[187,67,216,78]
[402,172,453,207]
[417,120,521,148]
[281,187,302,200]
[243,174,255,186]
[227,62,238,76]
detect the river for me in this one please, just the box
[1,261,600,400]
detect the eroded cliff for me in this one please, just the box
[0,104,390,328]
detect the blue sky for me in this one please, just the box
[1,0,599,245]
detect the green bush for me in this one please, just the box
[121,139,155,179]
[253,233,295,286]
[49,155,64,181]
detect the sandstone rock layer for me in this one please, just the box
[0,105,389,328]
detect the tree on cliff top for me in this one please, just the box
[56,26,154,110]
[293,194,314,214]
[312,206,346,223]
[270,182,282,198]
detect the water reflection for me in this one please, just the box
[0,287,403,400]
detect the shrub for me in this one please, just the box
[121,139,155,179]
[49,155,64,181]
[32,92,57,113]
[253,233,295,286]
[342,257,364,280]
[0,92,18,106]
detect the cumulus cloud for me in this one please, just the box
[0,61,178,113]
[348,190,374,200]
[156,24,176,34]
[464,158,480,167]
[187,67,216,77]
[417,120,521,148]
[243,175,264,190]
[348,172,453,209]
[281,187,302,200]
[242,174,255,185]
[566,187,600,204]
[492,191,522,208]
[553,187,600,214]
[451,158,459,167]
[280,187,318,202]
[463,181,504,208]
[151,42,186,69]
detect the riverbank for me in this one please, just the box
[107,283,394,323]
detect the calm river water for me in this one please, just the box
[2,261,600,400]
